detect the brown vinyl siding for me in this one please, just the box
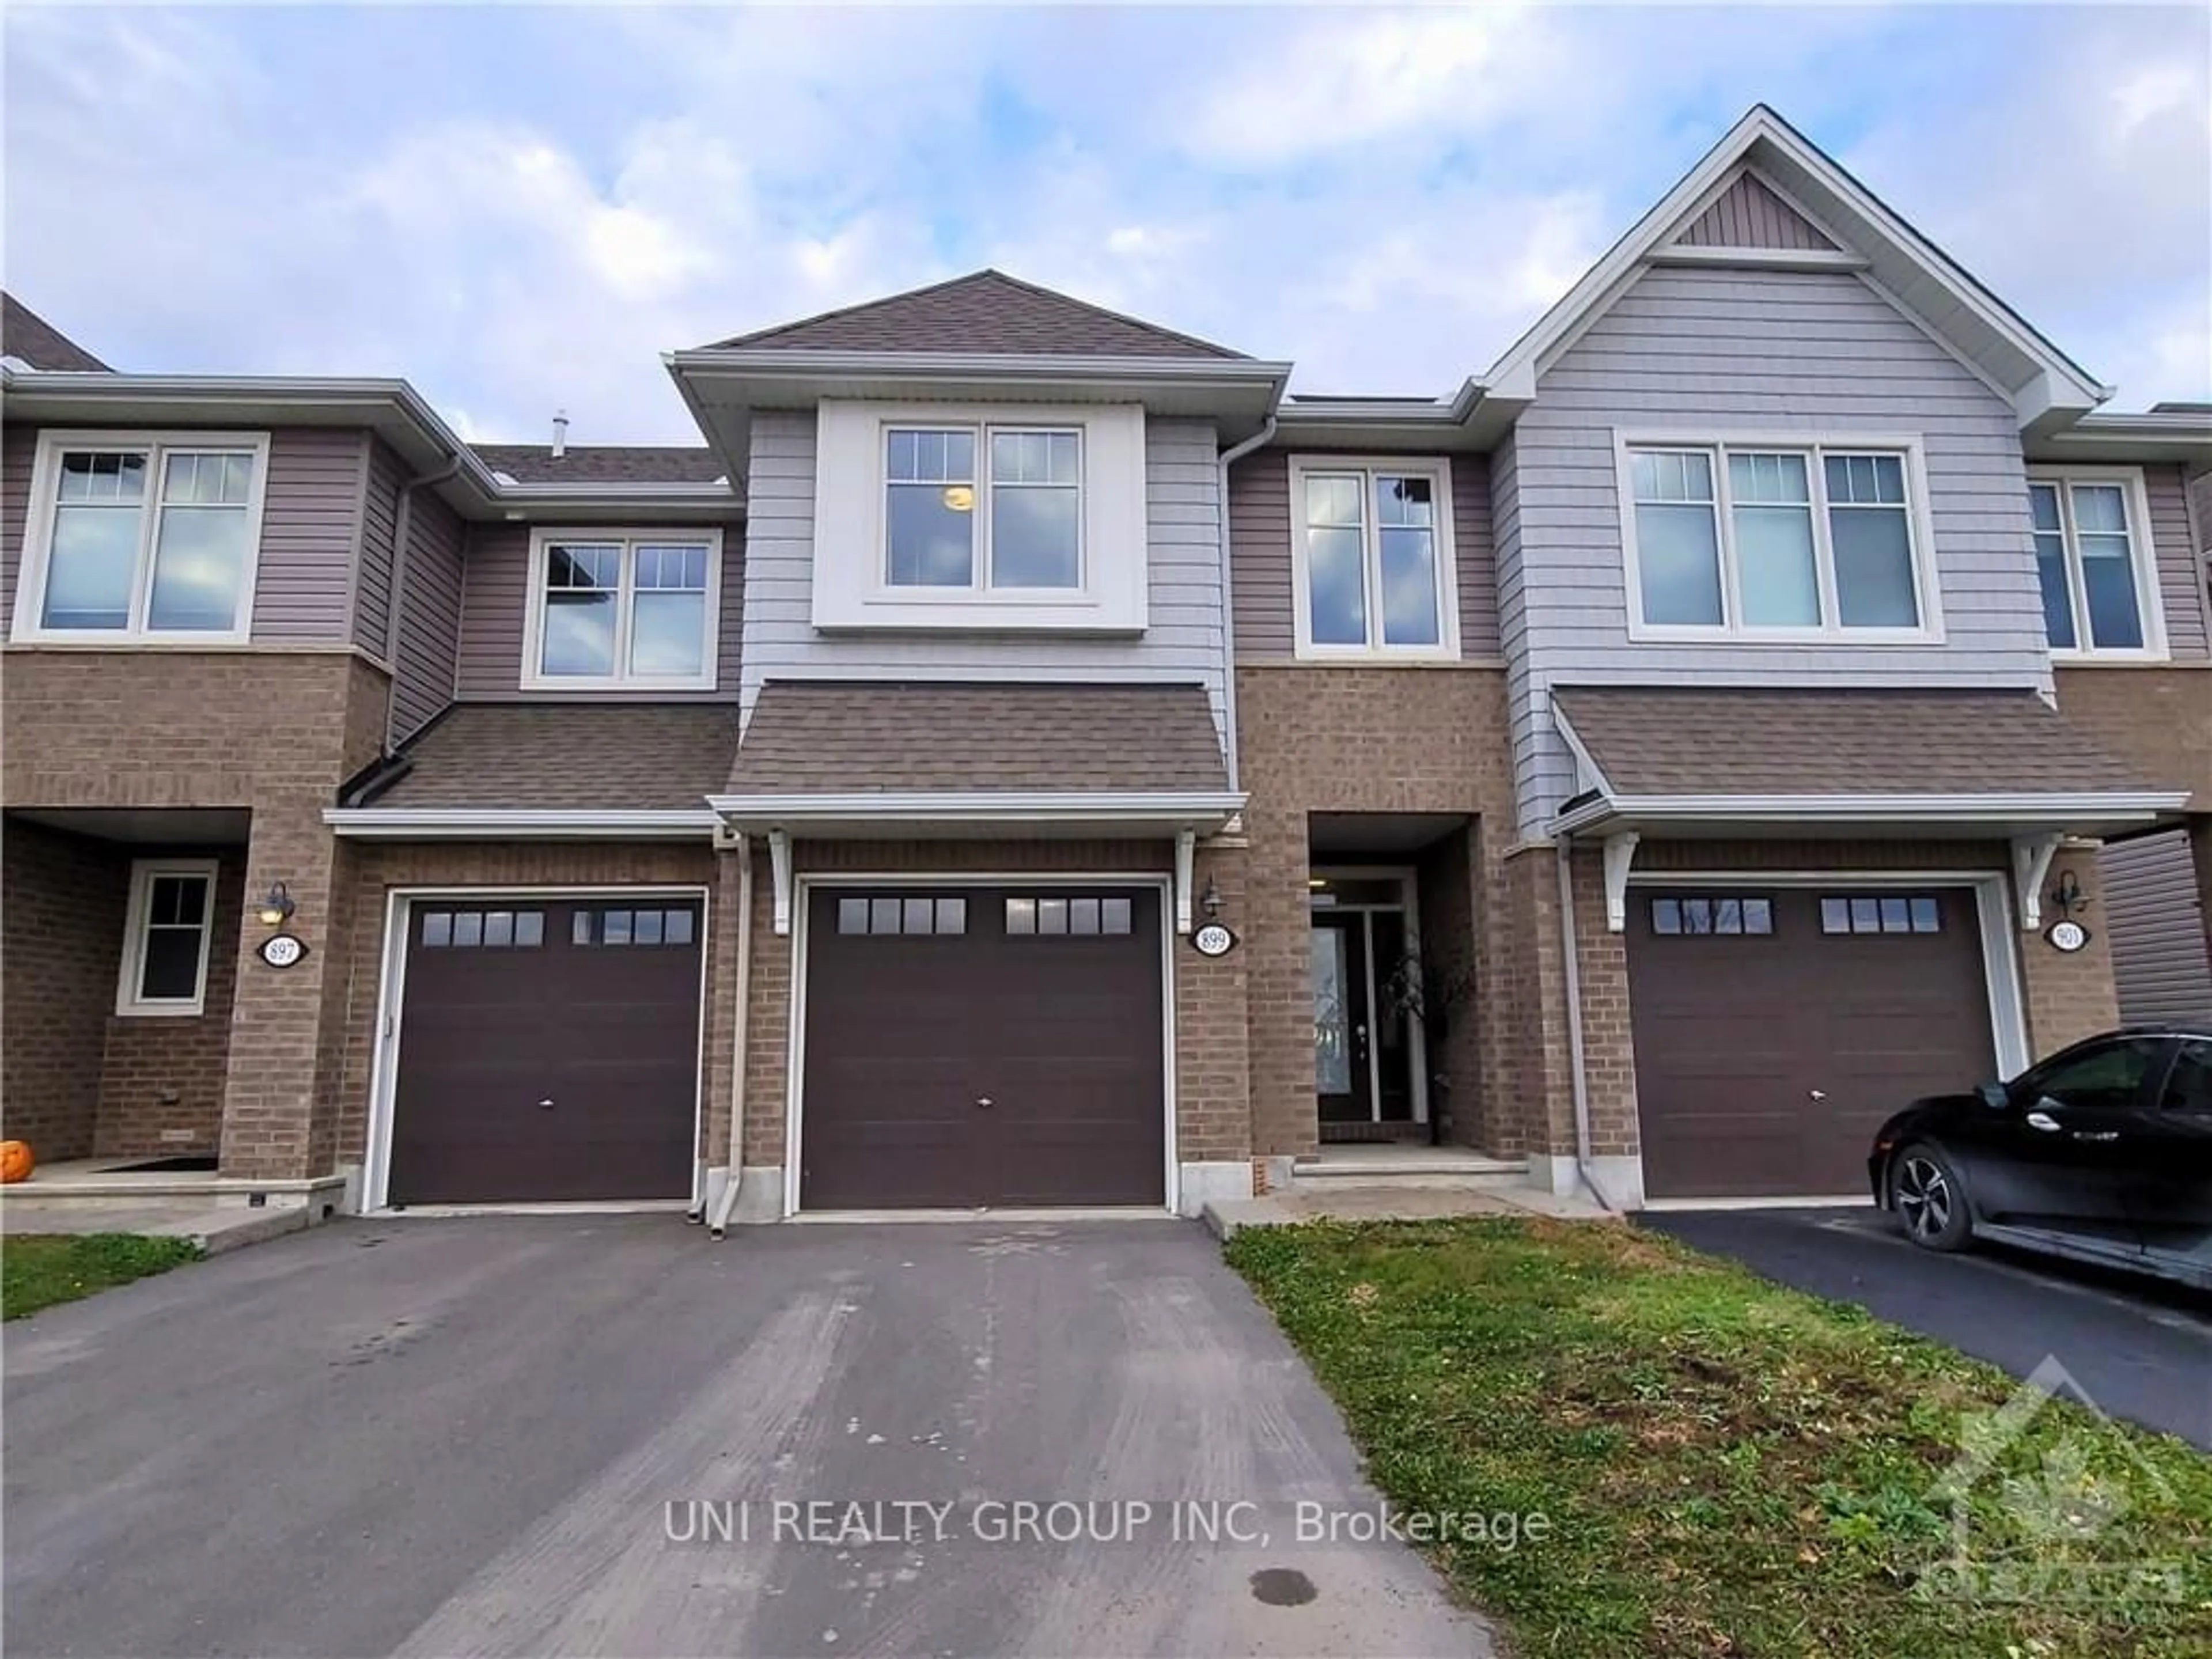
[0,422,33,626]
[1672,169,1837,252]
[455,521,744,700]
[2143,462,2210,660]
[5,425,370,645]
[391,485,464,743]
[2100,828,2212,1026]
[1228,449,1499,660]
[250,429,371,643]
[352,437,404,658]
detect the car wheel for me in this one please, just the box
[1891,1143,1972,1252]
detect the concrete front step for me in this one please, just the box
[1293,1154,1528,1180]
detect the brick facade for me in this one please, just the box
[1,819,129,1161]
[2,648,388,1179]
[1233,664,1523,1158]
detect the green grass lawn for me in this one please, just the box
[1,1233,202,1320]
[1228,1218,2212,1659]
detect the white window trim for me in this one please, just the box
[1614,430,1945,645]
[520,527,724,692]
[116,858,220,1018]
[2025,464,2168,664]
[1287,454,1461,661]
[11,429,272,646]
[881,422,1087,596]
[811,400,1148,634]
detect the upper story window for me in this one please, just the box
[1617,436,1938,642]
[2028,468,2166,660]
[11,430,270,644]
[812,401,1147,634]
[1289,457,1459,659]
[522,528,723,690]
[886,426,1082,590]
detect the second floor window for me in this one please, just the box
[525,529,721,689]
[1289,458,1459,657]
[885,425,1082,590]
[13,431,269,643]
[2028,470,2163,658]
[1621,440,1933,639]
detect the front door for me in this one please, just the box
[1312,914,1370,1124]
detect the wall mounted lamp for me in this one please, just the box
[256,881,297,927]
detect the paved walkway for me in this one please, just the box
[3,1215,1496,1657]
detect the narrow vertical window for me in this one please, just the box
[2068,484,2143,650]
[1823,454,1918,628]
[1727,453,1818,627]
[988,430,1081,588]
[539,543,622,677]
[885,428,977,587]
[1631,450,1724,626]
[119,863,218,1014]
[2029,482,2075,649]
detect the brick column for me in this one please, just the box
[701,845,745,1169]
[218,796,349,1180]
[1176,841,1252,1170]
[1240,799,1316,1160]
[2016,848,2121,1059]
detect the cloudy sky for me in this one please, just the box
[6,3,2207,444]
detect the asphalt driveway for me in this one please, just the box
[1643,1207,2212,1449]
[3,1216,1491,1658]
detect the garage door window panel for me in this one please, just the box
[1649,895,1774,936]
[1821,894,1942,935]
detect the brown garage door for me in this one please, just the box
[388,896,702,1205]
[1627,887,1996,1199]
[800,886,1165,1209]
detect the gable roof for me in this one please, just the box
[472,444,725,484]
[1484,104,2109,431]
[702,270,1246,360]
[1669,171,1837,253]
[2,294,110,372]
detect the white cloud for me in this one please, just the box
[5,1,2206,445]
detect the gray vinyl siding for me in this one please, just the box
[454,520,745,700]
[390,486,464,743]
[2100,829,2212,1026]
[250,429,371,643]
[1673,171,1835,251]
[2,425,369,645]
[1503,264,2054,832]
[2143,462,2210,660]
[1228,449,1500,660]
[353,437,404,658]
[738,410,1230,738]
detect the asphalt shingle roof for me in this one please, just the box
[1551,685,2160,798]
[472,445,727,484]
[704,270,1245,359]
[2,294,109,372]
[728,681,1229,795]
[374,704,740,810]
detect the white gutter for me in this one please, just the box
[707,791,1246,832]
[1215,416,1278,791]
[325,808,720,839]
[1555,851,1626,1214]
[1552,789,2190,836]
[707,836,754,1240]
[668,349,1293,387]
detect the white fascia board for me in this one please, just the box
[708,791,1247,834]
[1482,106,2108,421]
[1548,704,1616,796]
[325,808,719,839]
[1554,790,2190,837]
[669,349,1291,387]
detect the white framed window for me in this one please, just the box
[884,425,1083,592]
[521,528,724,690]
[811,401,1147,634]
[2027,467,2166,661]
[116,859,219,1017]
[10,430,271,644]
[1288,456,1459,659]
[1615,433,1941,642]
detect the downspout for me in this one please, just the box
[707,836,755,1240]
[381,454,467,752]
[1215,416,1277,791]
[1556,843,1626,1213]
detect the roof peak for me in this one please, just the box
[700,268,1246,360]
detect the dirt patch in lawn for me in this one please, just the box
[1228,1217,2212,1659]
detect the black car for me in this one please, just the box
[1869,1026,2212,1289]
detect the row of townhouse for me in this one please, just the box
[3,106,2208,1222]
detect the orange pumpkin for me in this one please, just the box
[0,1141,33,1183]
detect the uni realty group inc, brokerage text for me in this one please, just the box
[663,1498,1554,1554]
